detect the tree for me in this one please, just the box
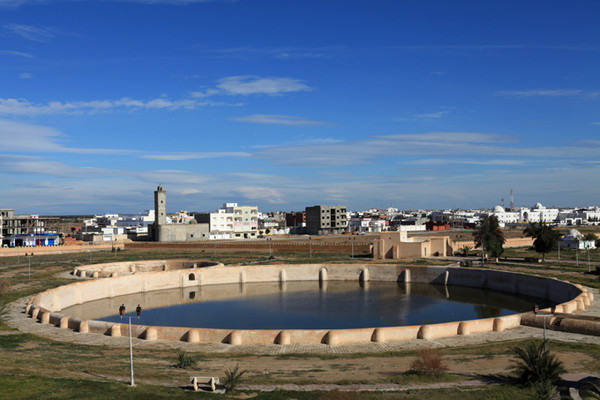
[512,341,565,387]
[473,215,505,259]
[523,222,562,261]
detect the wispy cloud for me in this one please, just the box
[495,89,585,97]
[191,45,339,60]
[253,131,598,168]
[0,50,33,58]
[0,75,309,116]
[0,0,216,7]
[3,23,56,42]
[0,119,132,154]
[231,114,331,126]
[0,155,115,177]
[0,97,240,116]
[233,186,286,204]
[414,111,449,119]
[19,72,32,79]
[216,76,313,96]
[142,152,250,161]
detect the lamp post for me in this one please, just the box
[309,236,312,258]
[350,237,355,259]
[267,238,272,257]
[119,304,142,386]
[533,304,555,352]
[27,253,32,281]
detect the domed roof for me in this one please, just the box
[534,202,544,209]
[493,205,505,213]
[565,229,582,239]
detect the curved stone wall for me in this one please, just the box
[72,260,222,278]
[26,262,594,346]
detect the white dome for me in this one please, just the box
[493,205,505,213]
[534,202,544,209]
[565,229,582,239]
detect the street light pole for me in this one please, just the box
[27,253,32,280]
[120,304,142,387]
[350,237,354,258]
[128,316,134,386]
[309,236,312,258]
[533,304,555,352]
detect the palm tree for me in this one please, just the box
[473,214,505,261]
[523,222,562,261]
[224,364,248,393]
[512,341,565,386]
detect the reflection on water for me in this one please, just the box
[61,281,552,330]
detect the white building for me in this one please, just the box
[560,229,596,250]
[208,203,258,240]
[491,203,559,225]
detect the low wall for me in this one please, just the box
[72,259,222,278]
[25,262,594,346]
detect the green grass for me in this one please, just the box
[0,333,31,349]
[0,375,536,400]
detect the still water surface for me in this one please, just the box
[61,281,551,330]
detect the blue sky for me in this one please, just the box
[1,0,599,215]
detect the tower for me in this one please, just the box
[510,188,514,210]
[154,185,167,227]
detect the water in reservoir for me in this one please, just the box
[61,281,552,330]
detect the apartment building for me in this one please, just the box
[305,205,347,235]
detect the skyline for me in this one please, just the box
[1,1,599,215]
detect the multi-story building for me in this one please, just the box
[1,209,60,247]
[305,205,347,235]
[195,202,259,240]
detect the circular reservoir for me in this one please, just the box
[61,281,552,330]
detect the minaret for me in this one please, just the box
[154,184,167,228]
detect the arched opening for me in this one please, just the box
[188,273,195,281]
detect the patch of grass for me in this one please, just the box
[0,375,224,400]
[389,371,462,385]
[0,333,30,349]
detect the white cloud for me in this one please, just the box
[0,155,113,177]
[231,114,330,126]
[253,131,598,167]
[217,76,313,96]
[414,111,449,119]
[0,96,238,116]
[3,23,55,42]
[0,50,33,58]
[0,119,132,154]
[234,186,286,204]
[142,152,250,161]
[495,89,584,97]
[19,72,32,79]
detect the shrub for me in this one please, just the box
[224,364,248,393]
[175,352,196,369]
[511,341,565,386]
[531,378,559,400]
[409,348,448,377]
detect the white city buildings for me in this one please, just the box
[208,203,258,240]
[491,203,560,225]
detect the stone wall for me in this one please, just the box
[25,262,594,346]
